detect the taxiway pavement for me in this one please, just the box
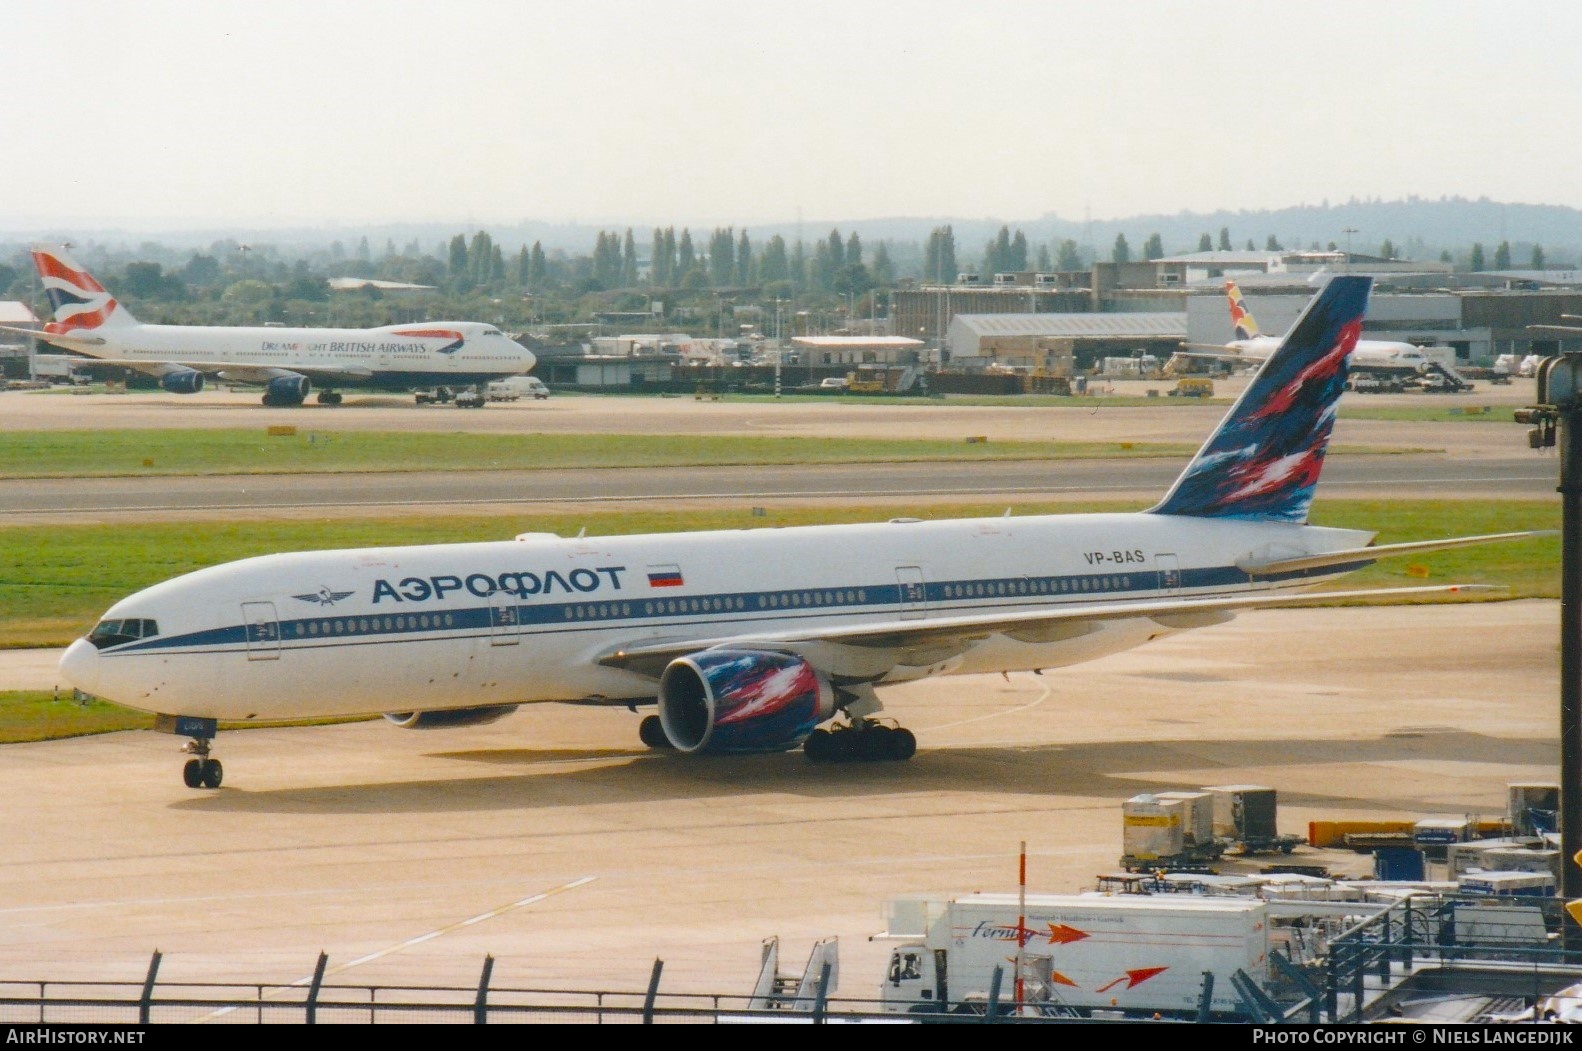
[0,601,1559,998]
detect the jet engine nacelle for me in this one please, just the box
[657,649,835,754]
[159,368,205,394]
[262,375,311,406]
[383,704,520,729]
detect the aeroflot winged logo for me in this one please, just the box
[34,250,119,334]
[294,587,355,606]
[390,328,466,354]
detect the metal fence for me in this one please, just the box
[0,953,1112,1026]
[1303,894,1582,1024]
[12,897,1576,1027]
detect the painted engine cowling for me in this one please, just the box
[383,704,519,729]
[159,368,205,394]
[657,650,835,754]
[264,375,311,405]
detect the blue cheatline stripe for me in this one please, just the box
[101,560,1370,657]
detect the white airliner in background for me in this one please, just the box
[1179,280,1442,376]
[58,276,1543,789]
[2,245,537,406]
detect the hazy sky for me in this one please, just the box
[5,0,1577,230]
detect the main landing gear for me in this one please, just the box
[633,712,917,761]
[315,390,343,405]
[803,719,917,763]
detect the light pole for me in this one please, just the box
[1517,356,1582,959]
[1342,228,1358,272]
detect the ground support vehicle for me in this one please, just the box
[415,386,486,408]
[876,892,1274,1019]
[1166,377,1215,398]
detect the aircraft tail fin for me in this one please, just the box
[30,245,137,336]
[1226,280,1260,340]
[1148,275,1371,523]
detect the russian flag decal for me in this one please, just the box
[647,565,684,588]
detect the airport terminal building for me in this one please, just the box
[895,252,1582,369]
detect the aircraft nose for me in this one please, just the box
[58,638,100,695]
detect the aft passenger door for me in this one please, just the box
[896,566,927,620]
[1155,553,1180,595]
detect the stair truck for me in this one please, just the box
[876,892,1274,1019]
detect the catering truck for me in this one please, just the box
[876,892,1272,1018]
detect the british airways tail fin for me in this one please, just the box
[1226,280,1260,341]
[31,245,137,337]
[1148,275,1371,523]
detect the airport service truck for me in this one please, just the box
[876,892,1272,1018]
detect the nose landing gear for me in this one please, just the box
[154,714,223,789]
[181,738,223,789]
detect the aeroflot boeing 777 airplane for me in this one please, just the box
[4,245,536,405]
[58,276,1542,788]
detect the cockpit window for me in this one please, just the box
[87,618,159,650]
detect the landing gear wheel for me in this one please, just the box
[887,727,917,761]
[261,393,276,406]
[316,391,342,405]
[804,728,833,762]
[861,725,894,761]
[638,715,671,749]
[180,731,220,788]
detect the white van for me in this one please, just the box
[486,376,551,401]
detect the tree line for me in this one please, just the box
[1,222,1551,334]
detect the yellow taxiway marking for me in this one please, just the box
[192,875,597,1023]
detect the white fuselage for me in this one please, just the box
[1230,335,1431,373]
[57,320,535,387]
[60,513,1372,723]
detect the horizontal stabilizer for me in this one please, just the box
[0,324,105,346]
[1237,530,1555,577]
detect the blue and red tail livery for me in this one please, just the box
[1148,275,1371,523]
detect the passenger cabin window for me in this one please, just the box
[87,618,159,649]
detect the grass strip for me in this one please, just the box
[0,429,1204,478]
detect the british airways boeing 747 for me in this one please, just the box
[5,245,536,406]
[57,276,1540,788]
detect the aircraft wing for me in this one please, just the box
[1350,361,1431,376]
[596,582,1499,680]
[213,363,376,385]
[30,356,375,386]
[1175,342,1251,360]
